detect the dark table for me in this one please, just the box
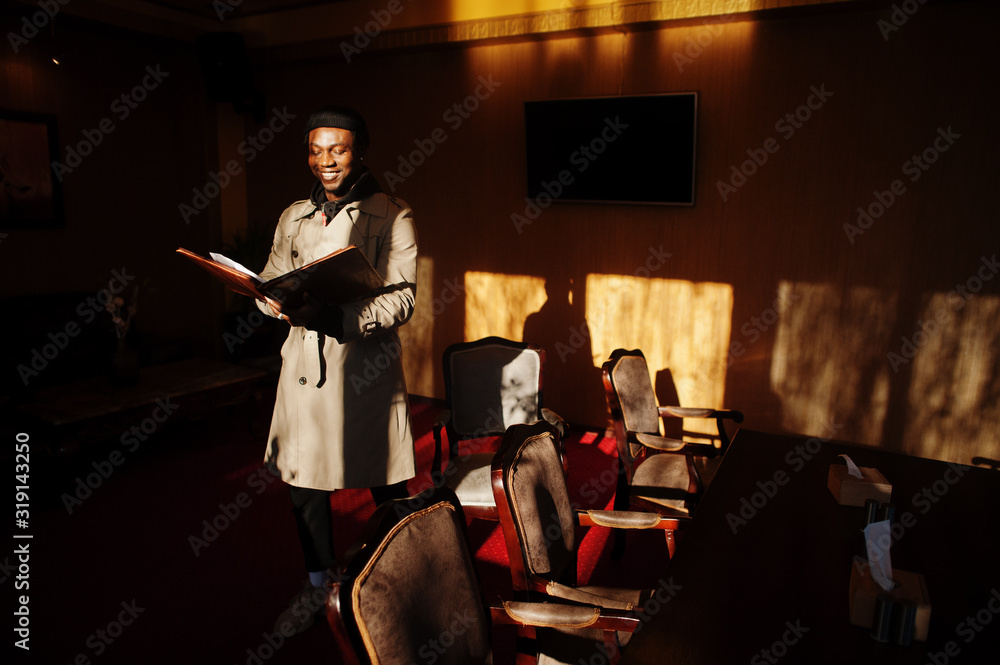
[622,429,1000,664]
[16,357,268,451]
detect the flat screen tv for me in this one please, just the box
[524,92,697,206]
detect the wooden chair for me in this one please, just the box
[492,420,687,648]
[432,337,567,520]
[601,349,743,557]
[326,485,639,665]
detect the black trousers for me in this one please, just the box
[289,480,409,572]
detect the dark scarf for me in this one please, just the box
[309,167,382,224]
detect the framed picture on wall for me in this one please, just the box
[0,110,64,229]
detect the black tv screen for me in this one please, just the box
[524,93,697,206]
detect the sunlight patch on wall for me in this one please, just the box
[770,281,896,445]
[900,293,1000,463]
[400,256,436,397]
[464,271,547,342]
[585,274,734,436]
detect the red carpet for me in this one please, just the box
[13,394,670,665]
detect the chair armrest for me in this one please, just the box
[542,581,639,611]
[540,407,569,440]
[632,432,720,458]
[576,509,690,531]
[491,601,640,632]
[656,407,743,454]
[658,406,712,419]
[658,406,744,422]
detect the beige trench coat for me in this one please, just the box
[257,192,417,491]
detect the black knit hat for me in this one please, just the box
[304,105,369,151]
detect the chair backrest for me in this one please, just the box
[329,487,491,665]
[444,337,545,439]
[603,349,660,435]
[602,349,662,466]
[493,421,577,591]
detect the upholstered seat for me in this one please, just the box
[629,451,692,513]
[433,337,567,520]
[442,452,495,511]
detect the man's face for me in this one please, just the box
[308,127,359,201]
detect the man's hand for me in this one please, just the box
[265,295,322,329]
[265,295,344,340]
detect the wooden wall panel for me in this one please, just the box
[245,1,998,464]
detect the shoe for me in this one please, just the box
[273,580,329,636]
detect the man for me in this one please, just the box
[257,105,417,634]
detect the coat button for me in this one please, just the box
[298,377,307,385]
[292,250,299,258]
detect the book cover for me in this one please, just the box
[176,245,384,308]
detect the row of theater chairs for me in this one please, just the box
[431,336,742,558]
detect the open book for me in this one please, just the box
[176,245,384,309]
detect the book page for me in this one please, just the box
[210,253,261,281]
